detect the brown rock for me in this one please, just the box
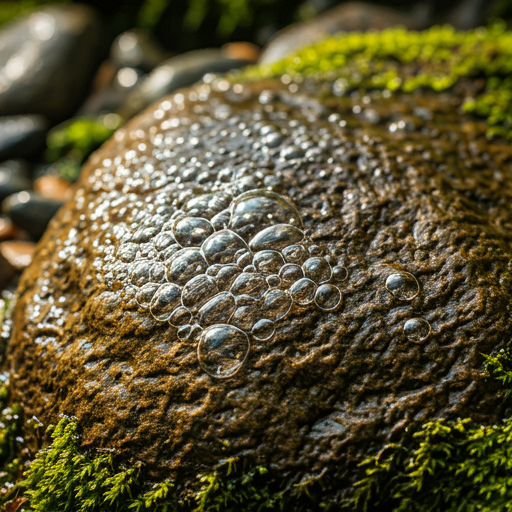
[0,240,36,271]
[0,217,17,241]
[6,76,512,493]
[33,175,73,202]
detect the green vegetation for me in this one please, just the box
[0,0,65,28]
[245,24,512,138]
[45,114,121,181]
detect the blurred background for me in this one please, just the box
[0,0,509,293]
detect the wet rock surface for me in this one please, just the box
[7,75,512,486]
[0,115,48,161]
[0,4,102,121]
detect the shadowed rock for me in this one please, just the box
[6,72,512,490]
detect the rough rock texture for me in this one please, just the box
[7,76,512,484]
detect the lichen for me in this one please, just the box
[243,24,512,138]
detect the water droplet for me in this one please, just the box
[230,272,268,298]
[229,189,302,241]
[280,145,305,159]
[181,274,218,312]
[303,257,331,284]
[198,291,236,326]
[150,283,182,321]
[252,319,275,340]
[385,272,419,300]
[282,244,307,263]
[198,325,250,379]
[331,265,348,282]
[290,278,317,305]
[262,289,291,320]
[253,250,285,274]
[262,132,284,148]
[279,263,304,285]
[135,283,160,308]
[404,318,431,342]
[266,274,281,288]
[165,248,208,285]
[314,284,341,311]
[117,242,138,262]
[201,229,248,264]
[173,217,214,247]
[169,306,192,327]
[249,224,304,252]
[236,251,253,268]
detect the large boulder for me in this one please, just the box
[6,26,512,501]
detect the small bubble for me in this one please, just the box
[385,272,420,300]
[279,263,303,285]
[169,306,192,327]
[252,319,275,340]
[262,289,291,320]
[314,284,342,311]
[280,146,305,159]
[198,291,236,326]
[249,224,304,252]
[181,274,218,312]
[166,248,208,285]
[308,245,321,255]
[231,305,258,331]
[173,217,214,247]
[282,244,307,263]
[266,274,281,288]
[129,260,152,286]
[243,264,256,273]
[213,264,242,290]
[178,324,192,340]
[150,283,182,321]
[331,265,348,282]
[303,257,331,284]
[135,283,160,308]
[404,318,431,342]
[290,278,317,306]
[236,251,253,268]
[231,272,268,299]
[253,250,285,274]
[198,325,250,379]
[202,229,249,264]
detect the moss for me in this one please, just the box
[45,114,122,181]
[243,24,512,138]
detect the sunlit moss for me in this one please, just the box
[243,24,512,138]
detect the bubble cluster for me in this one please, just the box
[104,189,345,379]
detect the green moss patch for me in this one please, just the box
[244,24,512,138]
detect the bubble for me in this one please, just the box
[229,189,303,241]
[201,229,249,264]
[169,306,192,327]
[253,250,285,274]
[231,272,268,299]
[404,318,431,342]
[243,264,256,273]
[279,263,304,285]
[385,272,420,300]
[165,248,208,285]
[211,264,241,291]
[282,244,307,263]
[173,217,214,247]
[181,274,218,312]
[314,284,341,311]
[280,146,305,159]
[290,278,317,306]
[198,325,250,379]
[160,244,181,261]
[331,265,348,282]
[262,289,291,320]
[198,291,236,326]
[303,257,331,284]
[236,251,253,268]
[249,224,304,252]
[153,232,177,251]
[185,193,231,219]
[177,324,192,341]
[231,305,258,331]
[262,132,284,148]
[266,274,281,288]
[135,283,160,308]
[129,260,152,286]
[148,261,166,282]
[117,243,138,262]
[150,283,182,321]
[252,319,275,340]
